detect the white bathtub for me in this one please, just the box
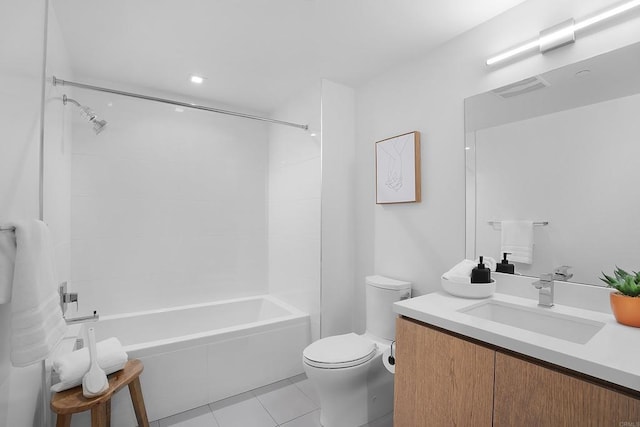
[69,295,310,426]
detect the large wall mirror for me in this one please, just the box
[465,41,640,287]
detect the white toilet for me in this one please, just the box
[303,275,411,427]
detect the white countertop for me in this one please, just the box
[394,290,640,392]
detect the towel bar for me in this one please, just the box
[0,226,16,232]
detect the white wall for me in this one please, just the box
[268,82,322,341]
[68,88,270,316]
[320,80,356,338]
[267,79,356,341]
[44,0,74,306]
[42,7,75,425]
[0,1,47,426]
[354,0,640,332]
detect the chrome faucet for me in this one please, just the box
[59,282,99,324]
[59,282,78,313]
[532,273,554,307]
[553,265,573,281]
[65,310,99,325]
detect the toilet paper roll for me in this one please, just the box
[382,347,395,374]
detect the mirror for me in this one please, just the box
[465,41,640,286]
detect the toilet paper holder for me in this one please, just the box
[388,341,396,366]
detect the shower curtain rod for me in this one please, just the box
[52,76,309,131]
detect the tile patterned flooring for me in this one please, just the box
[151,373,393,427]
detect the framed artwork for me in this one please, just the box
[375,131,421,204]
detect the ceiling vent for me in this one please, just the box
[492,76,550,99]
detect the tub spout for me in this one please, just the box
[65,310,99,325]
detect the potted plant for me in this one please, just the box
[600,267,640,327]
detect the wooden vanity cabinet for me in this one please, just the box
[394,317,494,426]
[394,316,640,427]
[493,352,640,426]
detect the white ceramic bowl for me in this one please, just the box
[441,276,496,298]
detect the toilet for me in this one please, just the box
[303,275,411,427]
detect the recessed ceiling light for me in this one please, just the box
[190,75,204,84]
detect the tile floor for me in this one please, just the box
[151,373,393,427]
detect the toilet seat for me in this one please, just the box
[303,333,377,369]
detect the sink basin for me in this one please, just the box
[459,300,605,344]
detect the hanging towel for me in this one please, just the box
[501,220,534,264]
[9,220,67,367]
[0,228,16,304]
[51,337,128,392]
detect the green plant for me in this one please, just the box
[600,267,640,297]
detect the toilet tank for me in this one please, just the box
[365,275,411,341]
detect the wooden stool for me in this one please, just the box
[50,359,150,427]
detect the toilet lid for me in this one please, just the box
[303,333,377,369]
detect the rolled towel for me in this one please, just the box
[442,259,477,283]
[51,337,128,392]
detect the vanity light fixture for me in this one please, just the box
[486,0,640,66]
[190,75,204,84]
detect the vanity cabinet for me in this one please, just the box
[493,352,640,426]
[394,317,494,426]
[394,317,640,427]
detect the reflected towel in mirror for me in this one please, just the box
[501,220,534,264]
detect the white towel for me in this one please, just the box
[501,220,534,264]
[0,228,16,304]
[9,220,67,367]
[51,337,128,392]
[442,259,476,283]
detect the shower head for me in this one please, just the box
[63,94,108,135]
[92,119,107,135]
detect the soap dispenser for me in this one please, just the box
[496,252,515,274]
[471,256,492,284]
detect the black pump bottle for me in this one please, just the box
[471,256,492,284]
[496,252,515,274]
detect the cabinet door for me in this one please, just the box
[394,317,494,427]
[494,351,640,426]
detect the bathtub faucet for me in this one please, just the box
[65,310,100,325]
[59,282,77,314]
[59,282,100,324]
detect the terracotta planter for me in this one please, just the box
[610,292,640,327]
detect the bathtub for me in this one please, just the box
[66,295,310,426]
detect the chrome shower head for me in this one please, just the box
[63,94,108,135]
[92,119,107,135]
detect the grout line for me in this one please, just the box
[159,375,308,426]
[155,403,215,426]
[252,393,279,426]
[279,408,321,426]
[207,402,222,427]
[290,377,319,408]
